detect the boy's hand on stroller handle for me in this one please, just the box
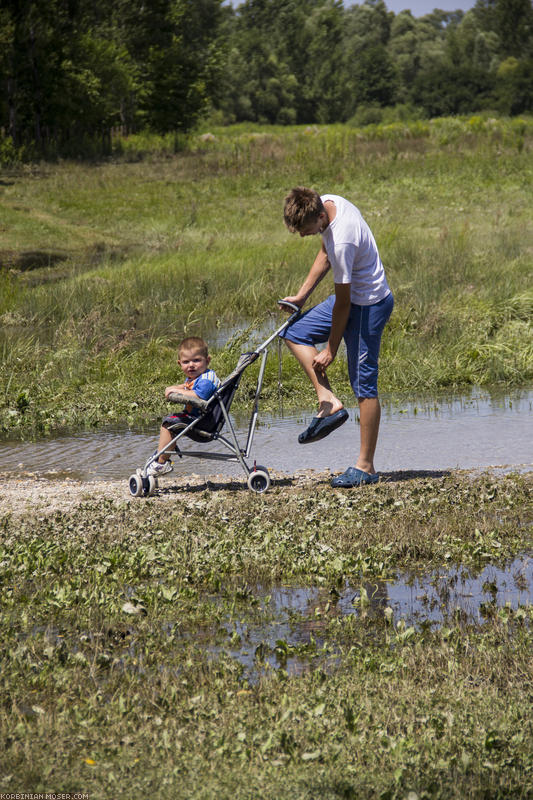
[278,298,301,313]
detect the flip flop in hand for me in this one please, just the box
[298,408,349,444]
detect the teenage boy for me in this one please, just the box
[280,187,393,488]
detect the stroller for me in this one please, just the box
[128,302,301,497]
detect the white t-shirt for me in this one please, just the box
[321,194,390,306]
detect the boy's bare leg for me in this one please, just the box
[355,397,380,474]
[285,341,344,417]
[156,427,174,462]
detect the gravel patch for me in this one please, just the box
[0,469,333,517]
[3,467,524,518]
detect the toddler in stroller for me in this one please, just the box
[146,336,221,478]
[128,303,301,497]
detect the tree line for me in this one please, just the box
[1,0,532,158]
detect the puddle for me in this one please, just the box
[19,556,532,684]
[1,387,531,481]
[339,556,533,626]
[208,554,533,680]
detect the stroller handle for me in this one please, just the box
[252,300,301,352]
[277,299,301,313]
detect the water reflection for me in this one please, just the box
[210,555,532,680]
[23,556,532,684]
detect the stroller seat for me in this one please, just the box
[166,376,242,443]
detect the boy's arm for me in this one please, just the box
[312,282,351,372]
[164,383,186,399]
[165,386,201,401]
[165,376,219,407]
[280,243,330,308]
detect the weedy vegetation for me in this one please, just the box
[0,471,532,798]
[0,116,532,437]
[0,118,532,797]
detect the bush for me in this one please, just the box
[0,135,25,166]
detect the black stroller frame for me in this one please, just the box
[129,303,301,497]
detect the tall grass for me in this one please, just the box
[0,116,532,435]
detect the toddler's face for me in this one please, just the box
[178,348,209,380]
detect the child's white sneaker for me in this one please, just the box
[146,460,173,477]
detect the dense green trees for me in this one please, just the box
[0,0,224,155]
[0,0,532,158]
[218,0,533,125]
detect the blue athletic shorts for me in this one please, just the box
[280,293,394,398]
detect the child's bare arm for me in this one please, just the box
[165,386,201,401]
[165,385,208,409]
[164,383,186,398]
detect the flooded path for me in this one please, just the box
[1,388,530,482]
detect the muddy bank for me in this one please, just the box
[1,465,522,519]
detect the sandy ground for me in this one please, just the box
[0,468,334,517]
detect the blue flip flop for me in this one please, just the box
[331,467,379,488]
[298,408,349,444]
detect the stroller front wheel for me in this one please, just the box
[129,474,157,497]
[129,474,143,497]
[247,467,271,494]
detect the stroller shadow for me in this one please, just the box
[154,468,452,496]
[157,475,295,495]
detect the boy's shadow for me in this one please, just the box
[380,469,452,482]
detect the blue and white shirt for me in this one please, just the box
[183,369,221,415]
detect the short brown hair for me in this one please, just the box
[178,336,209,358]
[283,187,324,233]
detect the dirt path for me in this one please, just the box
[0,469,336,517]
[2,465,498,518]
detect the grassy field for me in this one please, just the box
[0,116,532,437]
[1,470,532,798]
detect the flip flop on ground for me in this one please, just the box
[298,408,349,444]
[331,467,379,488]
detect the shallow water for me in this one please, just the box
[1,388,531,481]
[27,555,532,683]
[213,554,532,678]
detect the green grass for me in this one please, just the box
[1,471,532,798]
[0,116,532,436]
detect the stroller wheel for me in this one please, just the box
[130,473,157,497]
[129,474,143,497]
[247,466,271,494]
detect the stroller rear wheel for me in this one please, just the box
[247,466,271,494]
